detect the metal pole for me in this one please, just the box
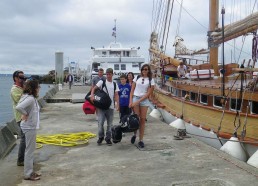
[221,7,225,98]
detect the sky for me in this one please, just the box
[0,0,257,75]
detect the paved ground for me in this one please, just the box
[0,84,258,186]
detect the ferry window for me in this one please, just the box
[126,51,130,57]
[251,101,258,114]
[230,98,242,111]
[173,89,178,96]
[213,96,223,108]
[102,51,106,55]
[182,90,187,97]
[110,51,121,56]
[190,92,196,102]
[132,64,139,68]
[114,64,119,70]
[170,87,173,93]
[200,94,208,105]
[121,64,126,70]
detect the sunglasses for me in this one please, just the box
[142,78,145,84]
[18,76,26,80]
[142,68,149,71]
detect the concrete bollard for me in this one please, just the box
[6,119,21,137]
[0,126,16,159]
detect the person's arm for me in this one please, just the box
[11,88,22,104]
[129,82,136,108]
[90,80,102,102]
[16,97,32,116]
[115,91,119,111]
[177,66,180,77]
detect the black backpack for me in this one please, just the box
[85,80,116,110]
[111,125,122,143]
[121,113,140,133]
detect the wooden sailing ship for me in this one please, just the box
[149,0,258,164]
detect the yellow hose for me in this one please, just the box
[36,132,96,148]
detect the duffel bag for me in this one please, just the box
[85,89,111,110]
[111,125,122,143]
[82,100,96,114]
[121,113,140,133]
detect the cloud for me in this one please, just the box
[0,0,256,74]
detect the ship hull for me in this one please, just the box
[154,90,258,158]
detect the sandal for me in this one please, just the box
[24,172,41,181]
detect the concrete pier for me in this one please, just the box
[0,84,258,186]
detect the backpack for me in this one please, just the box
[111,125,122,143]
[85,80,116,110]
[120,113,140,133]
[136,75,152,87]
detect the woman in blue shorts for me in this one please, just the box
[129,64,155,148]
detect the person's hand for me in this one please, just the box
[21,115,28,121]
[131,101,139,107]
[129,101,132,108]
[116,105,119,111]
[90,95,94,103]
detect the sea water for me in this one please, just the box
[0,74,51,126]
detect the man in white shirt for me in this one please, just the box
[90,68,119,146]
[177,62,187,78]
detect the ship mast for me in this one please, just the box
[209,0,219,76]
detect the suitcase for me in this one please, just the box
[82,100,96,114]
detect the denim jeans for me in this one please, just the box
[98,109,114,140]
[17,121,26,163]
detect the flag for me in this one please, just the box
[112,32,116,37]
[113,27,116,31]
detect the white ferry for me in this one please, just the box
[89,42,145,80]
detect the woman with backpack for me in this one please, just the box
[129,64,155,148]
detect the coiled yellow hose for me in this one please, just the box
[36,132,96,148]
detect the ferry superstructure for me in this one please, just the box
[90,42,145,80]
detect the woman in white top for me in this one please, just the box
[129,64,155,148]
[16,79,41,181]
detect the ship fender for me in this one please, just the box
[247,150,258,168]
[169,118,186,130]
[149,109,161,120]
[220,137,248,162]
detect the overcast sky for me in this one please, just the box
[0,0,257,74]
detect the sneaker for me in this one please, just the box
[17,161,24,166]
[138,141,144,148]
[105,139,112,146]
[97,137,104,145]
[32,172,41,177]
[131,135,136,144]
[24,172,41,181]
